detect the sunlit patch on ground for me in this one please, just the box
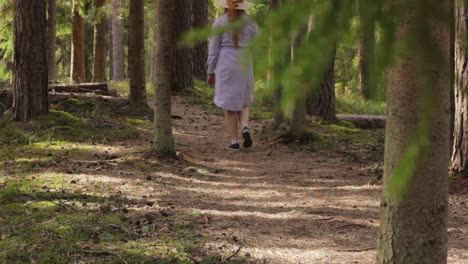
[0,94,466,263]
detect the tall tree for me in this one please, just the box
[153,0,176,156]
[306,45,337,122]
[12,0,49,121]
[108,17,113,80]
[92,0,108,82]
[111,0,125,81]
[128,0,147,106]
[172,0,194,91]
[451,0,468,178]
[270,0,285,128]
[192,0,208,80]
[47,0,57,82]
[358,0,375,100]
[288,32,306,139]
[71,0,86,83]
[377,2,450,263]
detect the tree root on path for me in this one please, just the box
[224,245,243,262]
[82,250,128,264]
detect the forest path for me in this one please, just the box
[141,97,466,263]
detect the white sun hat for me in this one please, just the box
[216,0,254,10]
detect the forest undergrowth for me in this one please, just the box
[0,87,466,263]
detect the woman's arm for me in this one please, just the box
[206,20,222,77]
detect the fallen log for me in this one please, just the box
[49,82,108,93]
[0,85,118,117]
[337,114,386,129]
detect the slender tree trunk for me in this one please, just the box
[358,0,375,100]
[12,0,49,121]
[111,0,125,81]
[153,0,176,156]
[192,0,208,80]
[306,44,337,122]
[450,0,455,149]
[377,2,450,263]
[92,0,107,82]
[172,0,194,91]
[451,0,468,178]
[128,0,147,106]
[150,10,156,85]
[288,33,306,138]
[71,0,86,83]
[47,0,57,82]
[270,0,285,128]
[108,17,113,80]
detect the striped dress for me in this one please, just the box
[206,13,259,111]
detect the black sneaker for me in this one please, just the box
[242,126,253,148]
[226,143,240,151]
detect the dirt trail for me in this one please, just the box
[134,97,465,264]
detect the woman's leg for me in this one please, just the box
[225,110,239,143]
[239,107,253,148]
[239,107,250,128]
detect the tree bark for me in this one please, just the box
[306,44,337,122]
[153,0,176,156]
[270,0,285,128]
[47,0,57,82]
[111,0,125,81]
[128,0,147,106]
[172,0,194,91]
[451,0,468,178]
[377,2,450,263]
[71,0,86,84]
[288,32,306,138]
[92,0,108,82]
[12,0,49,121]
[192,0,208,80]
[108,17,113,80]
[358,0,375,100]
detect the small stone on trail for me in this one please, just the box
[159,226,170,233]
[160,210,171,217]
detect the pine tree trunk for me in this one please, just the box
[306,45,337,122]
[450,0,455,149]
[377,2,450,263]
[128,0,147,106]
[108,17,113,80]
[270,0,284,128]
[192,0,208,80]
[92,0,107,82]
[172,0,194,91]
[153,0,176,156]
[451,0,468,178]
[12,0,49,121]
[111,0,125,81]
[358,0,375,100]
[288,33,306,138]
[47,0,57,82]
[71,0,86,84]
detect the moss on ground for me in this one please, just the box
[0,95,250,263]
[335,93,386,115]
[0,176,241,263]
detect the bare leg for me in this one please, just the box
[239,107,253,148]
[239,107,250,128]
[225,110,239,143]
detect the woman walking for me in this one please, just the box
[207,0,259,151]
